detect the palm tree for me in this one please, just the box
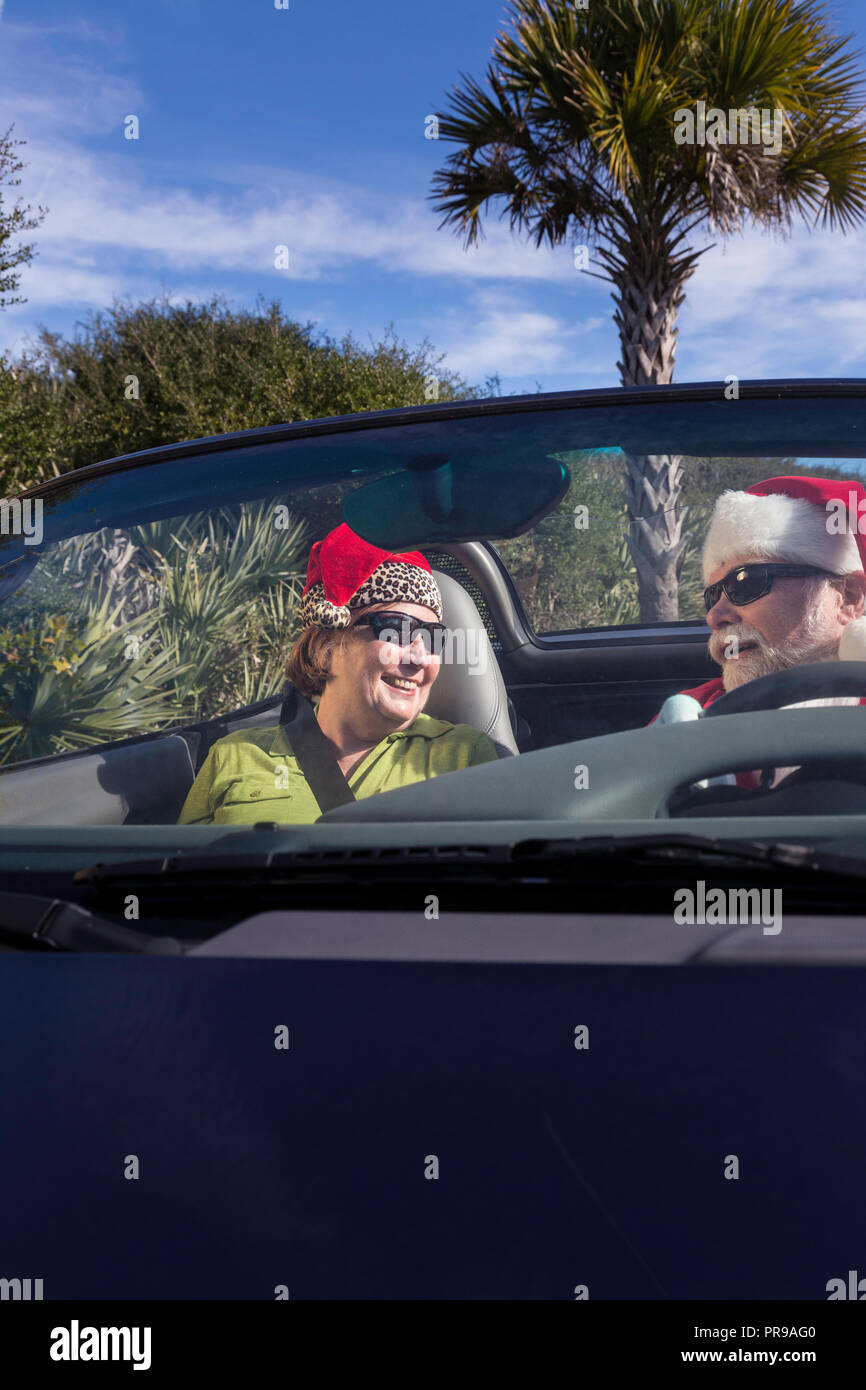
[431,0,866,620]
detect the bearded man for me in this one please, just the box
[651,475,866,790]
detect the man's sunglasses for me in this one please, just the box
[350,612,449,651]
[703,563,833,613]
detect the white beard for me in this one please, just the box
[706,604,855,787]
[710,609,842,692]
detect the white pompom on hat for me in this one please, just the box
[702,475,866,583]
[839,616,866,661]
[654,692,704,725]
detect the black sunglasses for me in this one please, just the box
[703,563,833,613]
[350,612,449,651]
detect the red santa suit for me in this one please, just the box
[650,474,866,790]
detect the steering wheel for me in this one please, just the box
[702,661,866,717]
[667,660,866,816]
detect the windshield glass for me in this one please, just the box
[497,448,866,632]
[2,484,343,763]
[2,390,866,848]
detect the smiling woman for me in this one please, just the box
[177,521,499,824]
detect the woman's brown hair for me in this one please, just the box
[285,625,348,698]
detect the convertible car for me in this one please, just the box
[2,379,866,1300]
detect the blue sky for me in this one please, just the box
[1,0,865,395]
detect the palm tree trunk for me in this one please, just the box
[597,209,701,621]
[622,450,688,622]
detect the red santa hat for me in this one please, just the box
[299,522,443,629]
[702,475,866,660]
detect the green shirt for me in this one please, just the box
[178,712,500,825]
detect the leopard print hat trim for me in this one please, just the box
[299,559,443,629]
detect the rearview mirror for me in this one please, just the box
[342,452,570,548]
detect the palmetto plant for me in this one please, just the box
[135,501,309,714]
[431,0,866,619]
[599,533,640,626]
[0,500,309,764]
[0,599,189,763]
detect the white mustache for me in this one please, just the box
[708,624,767,662]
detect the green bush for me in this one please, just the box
[0,295,474,493]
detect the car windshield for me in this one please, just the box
[2,387,866,861]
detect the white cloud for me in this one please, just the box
[4,136,571,286]
[0,10,135,142]
[676,222,866,378]
[430,287,607,381]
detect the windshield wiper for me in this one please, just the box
[0,890,186,954]
[516,834,866,879]
[72,833,866,886]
